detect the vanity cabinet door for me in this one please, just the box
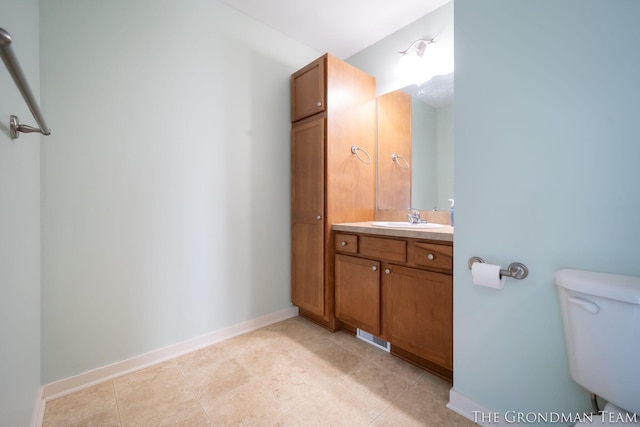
[292,118,326,316]
[291,56,326,122]
[335,254,381,335]
[382,264,453,371]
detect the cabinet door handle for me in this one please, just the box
[384,268,391,275]
[371,266,377,271]
[316,101,322,107]
[427,253,435,260]
[340,241,347,246]
[316,215,322,220]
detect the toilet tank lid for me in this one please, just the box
[555,269,640,305]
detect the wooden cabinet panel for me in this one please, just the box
[325,55,376,226]
[291,119,325,215]
[291,57,326,122]
[292,222,324,314]
[359,236,406,262]
[335,254,381,335]
[291,118,325,316]
[383,264,453,370]
[335,233,358,254]
[409,241,453,273]
[377,90,412,210]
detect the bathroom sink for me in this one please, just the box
[371,221,446,229]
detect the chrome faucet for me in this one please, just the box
[408,209,427,224]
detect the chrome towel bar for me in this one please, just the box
[0,27,51,138]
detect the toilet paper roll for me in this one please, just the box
[471,262,506,289]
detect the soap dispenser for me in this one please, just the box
[448,199,454,226]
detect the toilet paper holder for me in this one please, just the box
[468,257,529,280]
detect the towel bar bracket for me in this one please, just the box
[10,115,49,139]
[1,27,51,139]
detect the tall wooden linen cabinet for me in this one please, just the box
[291,54,376,330]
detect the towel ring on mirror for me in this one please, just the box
[392,154,410,170]
[351,145,371,165]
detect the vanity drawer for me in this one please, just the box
[410,242,453,273]
[335,233,358,254]
[359,236,406,262]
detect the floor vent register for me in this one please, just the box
[356,329,390,352]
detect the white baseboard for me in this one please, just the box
[447,388,523,427]
[41,306,298,402]
[31,386,45,427]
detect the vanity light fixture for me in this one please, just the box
[396,34,453,86]
[398,35,438,58]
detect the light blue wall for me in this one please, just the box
[454,0,640,421]
[0,0,41,424]
[436,105,453,210]
[411,101,454,211]
[411,99,437,209]
[39,0,320,383]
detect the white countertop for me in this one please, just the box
[332,221,453,242]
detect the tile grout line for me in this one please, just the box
[174,356,215,427]
[372,373,421,425]
[111,379,124,427]
[267,380,327,427]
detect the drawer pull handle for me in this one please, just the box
[316,101,322,107]
[384,268,391,275]
[341,241,347,246]
[316,215,322,220]
[427,253,435,260]
[371,266,377,271]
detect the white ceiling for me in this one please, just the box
[218,0,451,59]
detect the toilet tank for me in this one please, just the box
[555,269,640,415]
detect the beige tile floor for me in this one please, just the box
[42,316,476,427]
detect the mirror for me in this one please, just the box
[343,1,454,212]
[376,73,454,211]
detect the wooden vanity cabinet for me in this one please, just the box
[291,55,376,329]
[334,232,453,381]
